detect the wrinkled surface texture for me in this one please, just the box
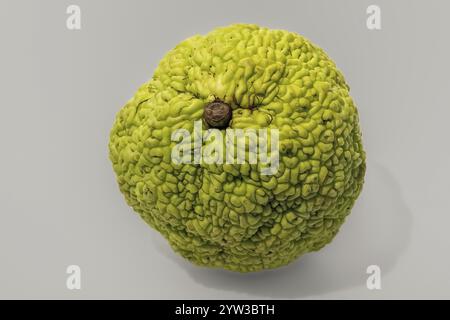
[109,24,366,272]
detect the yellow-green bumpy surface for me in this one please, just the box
[109,24,366,272]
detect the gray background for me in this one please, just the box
[0,0,449,299]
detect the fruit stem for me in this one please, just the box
[203,100,232,129]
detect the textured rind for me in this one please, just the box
[109,24,366,272]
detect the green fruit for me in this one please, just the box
[109,24,366,272]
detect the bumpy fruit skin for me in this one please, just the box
[109,24,366,272]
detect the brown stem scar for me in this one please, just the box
[203,101,232,129]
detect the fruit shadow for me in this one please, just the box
[151,161,412,298]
